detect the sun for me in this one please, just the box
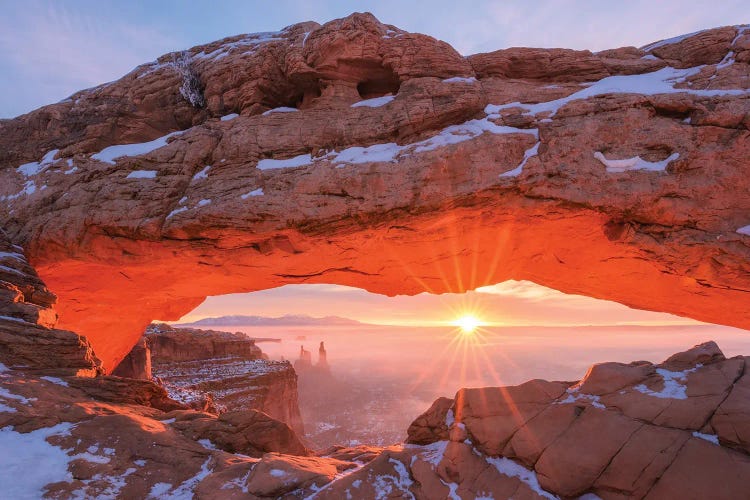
[455,315,481,334]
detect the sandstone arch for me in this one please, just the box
[1,14,749,371]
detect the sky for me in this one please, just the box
[2,1,744,327]
[0,0,746,117]
[178,281,703,327]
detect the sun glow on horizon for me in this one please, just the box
[455,314,482,334]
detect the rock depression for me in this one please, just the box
[1,14,750,370]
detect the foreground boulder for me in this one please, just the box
[0,15,749,371]
[407,341,750,498]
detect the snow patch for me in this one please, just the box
[257,153,313,170]
[41,376,69,387]
[92,131,181,164]
[442,76,477,84]
[0,423,75,498]
[445,409,455,427]
[166,206,188,219]
[642,29,710,52]
[241,188,264,199]
[500,142,540,178]
[17,149,59,176]
[634,365,702,399]
[220,113,239,121]
[262,107,299,115]
[126,170,158,179]
[269,468,287,477]
[198,439,217,450]
[150,458,213,499]
[351,95,395,108]
[192,165,211,181]
[485,66,749,119]
[594,151,679,173]
[736,225,750,236]
[486,456,558,500]
[197,199,211,207]
[692,431,719,445]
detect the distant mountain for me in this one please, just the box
[179,314,364,327]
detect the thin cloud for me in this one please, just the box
[0,2,180,117]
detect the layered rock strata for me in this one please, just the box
[130,323,305,435]
[0,229,101,376]
[0,15,748,370]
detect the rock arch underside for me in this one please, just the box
[2,12,750,500]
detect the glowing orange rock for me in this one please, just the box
[0,14,749,371]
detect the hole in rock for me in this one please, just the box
[148,281,749,450]
[356,65,400,99]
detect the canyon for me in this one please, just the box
[116,322,305,435]
[0,11,749,499]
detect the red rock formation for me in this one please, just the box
[134,323,305,435]
[2,340,750,498]
[111,338,151,379]
[146,323,264,362]
[0,229,102,376]
[405,341,750,499]
[0,15,748,371]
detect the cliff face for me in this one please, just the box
[146,323,264,362]
[0,14,748,370]
[0,229,101,376]
[138,323,305,435]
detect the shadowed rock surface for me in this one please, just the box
[0,15,748,370]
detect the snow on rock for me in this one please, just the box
[255,115,537,171]
[692,431,720,445]
[126,170,158,179]
[241,188,264,199]
[148,458,213,499]
[166,206,188,220]
[486,456,559,500]
[194,31,284,61]
[262,107,299,115]
[331,143,403,165]
[17,149,59,176]
[40,376,69,387]
[642,29,711,51]
[635,365,702,399]
[556,388,606,409]
[197,199,211,207]
[192,165,211,181]
[500,142,540,178]
[220,113,239,121]
[92,131,181,164]
[257,153,313,170]
[371,458,415,499]
[736,225,750,236]
[269,468,287,477]
[351,95,395,108]
[0,423,75,499]
[442,77,477,84]
[594,151,679,173]
[485,66,749,119]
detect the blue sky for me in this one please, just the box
[0,0,745,117]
